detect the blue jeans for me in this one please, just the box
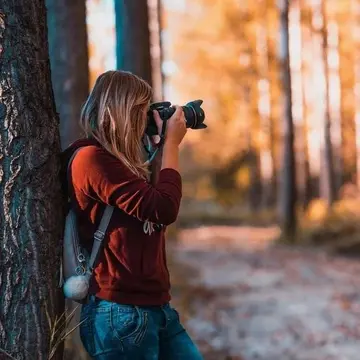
[79,296,203,360]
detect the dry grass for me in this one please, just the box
[283,198,360,255]
[46,303,88,360]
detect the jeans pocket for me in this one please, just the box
[80,302,119,357]
[79,308,96,356]
[110,305,148,346]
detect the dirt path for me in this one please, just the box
[170,225,360,360]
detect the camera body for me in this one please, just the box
[146,100,207,136]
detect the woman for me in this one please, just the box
[62,70,203,360]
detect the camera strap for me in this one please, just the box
[158,118,168,147]
[144,119,168,164]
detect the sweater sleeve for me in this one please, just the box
[72,146,182,225]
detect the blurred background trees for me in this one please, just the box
[160,0,360,239]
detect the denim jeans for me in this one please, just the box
[79,296,203,360]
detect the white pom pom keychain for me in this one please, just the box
[63,274,91,301]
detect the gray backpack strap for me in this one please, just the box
[88,205,114,272]
[67,146,114,273]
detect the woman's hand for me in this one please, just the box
[160,106,187,172]
[151,110,163,145]
[165,106,187,146]
[151,106,187,146]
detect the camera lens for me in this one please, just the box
[146,99,207,137]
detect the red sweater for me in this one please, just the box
[61,138,182,305]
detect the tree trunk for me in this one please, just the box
[148,0,164,101]
[256,2,275,209]
[338,0,356,187]
[115,0,153,86]
[46,0,89,149]
[299,0,313,208]
[279,0,297,237]
[320,0,337,206]
[266,0,281,209]
[0,1,64,360]
[288,0,307,209]
[352,0,360,189]
[248,18,263,212]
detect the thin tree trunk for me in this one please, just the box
[46,0,89,149]
[299,0,313,208]
[352,0,360,188]
[320,0,337,206]
[157,0,165,98]
[288,0,307,209]
[256,2,275,209]
[326,18,342,195]
[307,1,324,199]
[148,0,164,101]
[279,0,297,237]
[0,2,64,359]
[266,0,281,208]
[115,0,153,86]
[248,18,263,212]
[338,0,356,187]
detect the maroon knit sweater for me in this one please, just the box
[61,138,182,305]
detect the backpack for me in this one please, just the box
[59,147,114,303]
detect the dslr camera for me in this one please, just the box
[146,100,207,137]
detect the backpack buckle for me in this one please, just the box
[94,230,105,242]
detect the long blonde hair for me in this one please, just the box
[80,70,152,178]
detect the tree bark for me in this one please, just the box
[0,2,64,359]
[46,0,89,149]
[115,0,153,86]
[279,0,297,237]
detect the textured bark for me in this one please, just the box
[279,0,297,237]
[0,2,64,359]
[115,0,153,86]
[46,0,89,149]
